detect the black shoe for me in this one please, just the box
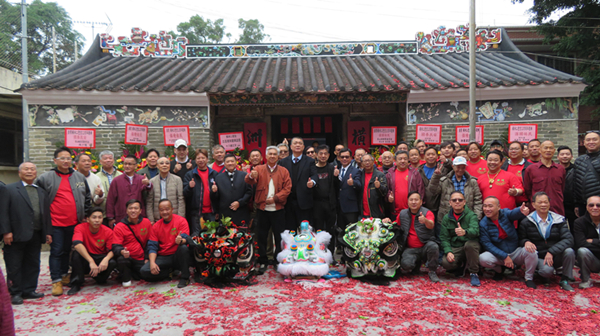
[451,267,465,278]
[172,270,182,278]
[268,259,277,266]
[493,272,504,281]
[411,267,421,275]
[22,292,44,300]
[67,285,81,295]
[258,264,267,275]
[331,261,340,267]
[177,278,189,288]
[525,280,537,289]
[11,295,23,305]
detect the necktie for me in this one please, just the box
[293,157,298,164]
[340,167,345,181]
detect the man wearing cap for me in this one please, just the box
[427,156,482,225]
[170,139,196,181]
[490,140,504,153]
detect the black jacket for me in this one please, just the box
[336,165,362,214]
[170,159,196,181]
[518,212,573,259]
[571,151,600,208]
[279,155,318,210]
[358,169,388,218]
[210,170,252,226]
[315,162,338,211]
[183,168,218,214]
[573,212,600,260]
[0,181,52,242]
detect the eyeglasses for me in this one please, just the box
[340,155,351,159]
[587,203,600,208]
[55,157,72,162]
[586,130,600,135]
[451,198,465,203]
[306,151,315,154]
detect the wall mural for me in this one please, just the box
[210,91,408,105]
[416,25,501,54]
[29,105,209,128]
[407,97,578,125]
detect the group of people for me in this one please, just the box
[2,131,600,305]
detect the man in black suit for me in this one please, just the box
[0,162,52,305]
[279,137,319,230]
[210,154,253,227]
[312,145,338,236]
[336,148,363,229]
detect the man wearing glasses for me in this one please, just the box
[36,146,91,296]
[573,196,600,289]
[439,191,481,286]
[571,130,600,217]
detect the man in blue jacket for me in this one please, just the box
[479,196,538,288]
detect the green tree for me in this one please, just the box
[512,0,600,109]
[169,15,231,44]
[236,18,269,44]
[0,0,84,76]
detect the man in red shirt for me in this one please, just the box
[390,192,440,283]
[386,151,424,218]
[67,207,116,295]
[140,199,192,288]
[113,199,152,287]
[183,149,218,237]
[501,141,532,182]
[477,150,524,212]
[523,140,566,215]
[465,142,487,177]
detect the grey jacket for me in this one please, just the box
[146,173,186,222]
[427,171,483,224]
[398,206,438,248]
[36,168,91,223]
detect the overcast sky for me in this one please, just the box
[47,0,539,53]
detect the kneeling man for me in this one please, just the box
[68,207,117,295]
[574,195,600,289]
[440,191,481,286]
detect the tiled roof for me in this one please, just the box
[21,30,583,94]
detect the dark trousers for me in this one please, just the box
[401,241,439,272]
[441,240,480,273]
[3,231,42,296]
[335,211,359,251]
[257,209,286,264]
[116,256,145,282]
[49,225,75,282]
[284,199,312,231]
[313,199,336,250]
[140,245,191,282]
[71,251,117,286]
[190,212,216,237]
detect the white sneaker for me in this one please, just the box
[122,281,132,287]
[579,280,593,289]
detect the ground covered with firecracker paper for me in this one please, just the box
[3,251,600,335]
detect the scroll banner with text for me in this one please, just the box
[415,124,442,145]
[163,125,190,146]
[243,123,267,154]
[508,124,538,143]
[455,125,484,146]
[371,126,397,145]
[124,124,148,145]
[348,121,370,153]
[219,132,245,151]
[65,128,96,149]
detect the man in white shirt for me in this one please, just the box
[75,153,104,206]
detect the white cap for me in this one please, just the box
[453,156,467,166]
[174,139,188,148]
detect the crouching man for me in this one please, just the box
[140,199,192,288]
[439,191,481,286]
[574,195,600,289]
[68,207,117,295]
[519,192,575,291]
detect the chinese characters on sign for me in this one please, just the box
[455,125,484,146]
[124,124,148,145]
[415,124,442,145]
[244,123,267,153]
[371,127,397,145]
[163,125,190,146]
[508,124,538,143]
[347,121,370,153]
[218,132,245,151]
[65,128,96,149]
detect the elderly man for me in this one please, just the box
[140,199,193,288]
[137,149,160,179]
[358,154,388,219]
[523,140,566,216]
[146,157,185,223]
[68,207,116,295]
[37,146,91,296]
[477,150,524,212]
[378,151,395,175]
[519,192,575,291]
[354,148,367,170]
[96,150,121,211]
[245,146,292,275]
[574,196,600,289]
[571,131,600,217]
[208,144,226,173]
[428,156,482,224]
[479,196,537,287]
[277,142,289,160]
[527,139,542,163]
[0,162,52,304]
[501,141,532,182]
[170,139,195,181]
[439,191,480,286]
[386,150,424,218]
[211,154,252,226]
[106,155,151,228]
[75,153,104,206]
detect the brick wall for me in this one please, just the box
[29,127,211,172]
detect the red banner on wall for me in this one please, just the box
[292,117,300,134]
[163,125,190,146]
[303,117,311,133]
[244,122,267,154]
[124,124,148,145]
[416,124,442,145]
[508,124,538,143]
[325,117,333,133]
[281,118,289,134]
[455,125,484,146]
[313,117,321,133]
[348,121,370,153]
